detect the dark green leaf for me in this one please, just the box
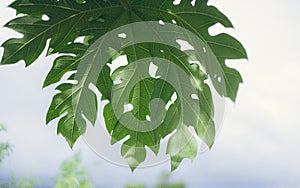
[1,0,247,171]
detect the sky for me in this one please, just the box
[0,0,300,187]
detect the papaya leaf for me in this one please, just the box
[0,0,247,171]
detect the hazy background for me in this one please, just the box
[0,0,300,187]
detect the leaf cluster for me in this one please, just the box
[0,0,247,171]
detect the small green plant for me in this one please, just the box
[3,175,39,188]
[0,124,12,164]
[0,124,38,188]
[154,172,185,188]
[126,172,186,188]
[53,153,94,188]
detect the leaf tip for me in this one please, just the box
[66,138,77,149]
[170,156,183,172]
[130,166,137,172]
[208,142,214,149]
[43,81,51,89]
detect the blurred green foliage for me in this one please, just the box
[53,153,94,188]
[2,175,39,188]
[0,124,38,187]
[125,184,146,188]
[126,172,185,188]
[0,124,186,187]
[154,172,185,188]
[0,124,13,164]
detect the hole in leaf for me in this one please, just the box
[191,94,199,100]
[42,14,50,21]
[191,0,196,6]
[149,62,159,78]
[171,92,177,102]
[173,0,181,5]
[165,92,177,110]
[176,39,194,51]
[118,33,127,39]
[124,104,133,113]
[165,101,172,110]
[109,55,128,74]
[74,36,85,44]
[158,20,165,25]
[198,62,207,74]
[146,115,151,122]
[113,79,122,85]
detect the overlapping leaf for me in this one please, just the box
[0,0,247,171]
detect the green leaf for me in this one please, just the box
[167,125,198,171]
[103,44,214,169]
[46,82,87,148]
[43,43,87,88]
[1,0,247,171]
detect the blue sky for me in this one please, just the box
[0,0,300,187]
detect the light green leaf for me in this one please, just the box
[167,125,198,171]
